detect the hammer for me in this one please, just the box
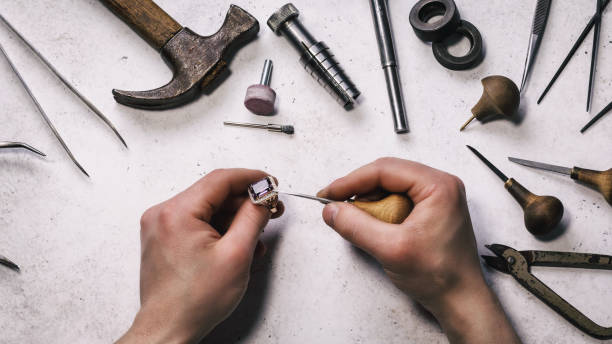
[101,0,259,109]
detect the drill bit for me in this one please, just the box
[0,42,89,177]
[0,13,127,148]
[0,141,46,156]
[224,121,294,135]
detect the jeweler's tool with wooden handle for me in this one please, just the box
[100,0,259,109]
[281,192,413,224]
[467,146,564,236]
[509,157,612,206]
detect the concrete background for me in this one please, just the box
[0,0,610,343]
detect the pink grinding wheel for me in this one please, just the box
[244,84,276,115]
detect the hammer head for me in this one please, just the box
[112,5,259,109]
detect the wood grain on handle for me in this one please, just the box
[101,0,182,49]
[352,194,413,224]
[571,167,612,206]
[505,178,564,236]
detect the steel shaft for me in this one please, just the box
[370,0,409,133]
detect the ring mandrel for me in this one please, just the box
[267,3,360,109]
[245,60,276,115]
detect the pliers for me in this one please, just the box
[483,244,612,339]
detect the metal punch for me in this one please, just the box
[483,244,612,339]
[369,0,409,133]
[0,14,127,177]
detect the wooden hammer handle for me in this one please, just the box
[101,0,182,50]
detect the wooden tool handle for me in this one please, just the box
[101,0,182,49]
[504,178,536,209]
[505,178,564,236]
[571,167,612,206]
[352,194,413,224]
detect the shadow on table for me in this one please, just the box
[349,245,439,328]
[203,231,281,344]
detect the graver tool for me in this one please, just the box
[0,255,19,272]
[483,244,612,340]
[369,0,409,133]
[460,76,520,131]
[0,141,45,156]
[100,1,259,109]
[467,146,564,236]
[0,42,89,176]
[267,3,360,109]
[280,192,413,224]
[509,157,612,206]
[0,14,127,148]
[537,0,610,105]
[223,121,294,135]
[519,0,552,92]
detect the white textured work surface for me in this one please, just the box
[0,0,610,343]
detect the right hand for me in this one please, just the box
[317,158,521,344]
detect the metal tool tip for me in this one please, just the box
[281,125,295,135]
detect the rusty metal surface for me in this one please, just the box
[112,4,259,109]
[484,244,612,340]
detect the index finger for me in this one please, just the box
[175,168,272,222]
[317,158,450,204]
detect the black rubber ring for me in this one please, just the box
[409,0,460,42]
[432,20,484,70]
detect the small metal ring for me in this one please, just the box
[432,20,484,70]
[409,0,460,42]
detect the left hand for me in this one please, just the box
[117,169,283,344]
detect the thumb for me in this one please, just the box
[222,201,271,253]
[322,202,394,258]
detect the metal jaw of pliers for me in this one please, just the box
[483,244,612,340]
[0,141,45,156]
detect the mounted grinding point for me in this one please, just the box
[245,60,276,115]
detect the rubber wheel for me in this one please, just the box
[409,0,461,42]
[432,20,484,70]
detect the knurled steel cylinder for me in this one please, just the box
[268,3,360,108]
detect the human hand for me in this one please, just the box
[317,158,520,344]
[117,169,283,344]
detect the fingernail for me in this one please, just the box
[316,187,328,198]
[322,203,339,227]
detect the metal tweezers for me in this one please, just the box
[0,141,45,156]
[483,244,612,339]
